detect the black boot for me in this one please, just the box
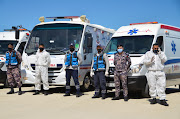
[44,90,49,96]
[7,87,14,94]
[64,93,71,96]
[160,100,169,106]
[18,87,22,95]
[76,92,82,97]
[124,96,129,102]
[33,90,40,95]
[102,94,107,99]
[112,96,120,100]
[150,98,157,104]
[92,94,100,98]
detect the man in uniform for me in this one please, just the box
[143,43,169,106]
[5,43,22,95]
[90,44,109,99]
[33,44,51,96]
[112,44,131,101]
[64,43,82,97]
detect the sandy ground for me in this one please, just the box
[0,84,180,119]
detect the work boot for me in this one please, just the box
[112,96,120,100]
[160,100,169,106]
[76,92,82,97]
[150,98,157,104]
[7,87,14,94]
[101,94,107,100]
[92,94,100,98]
[44,90,49,96]
[124,96,129,102]
[64,93,71,96]
[33,90,40,95]
[18,87,22,95]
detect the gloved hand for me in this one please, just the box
[151,56,155,63]
[158,48,161,55]
[105,71,108,77]
[90,72,94,77]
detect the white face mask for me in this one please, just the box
[117,49,123,53]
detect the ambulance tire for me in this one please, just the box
[141,83,150,98]
[81,74,93,92]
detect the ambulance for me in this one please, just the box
[0,30,30,86]
[21,15,115,90]
[104,22,180,97]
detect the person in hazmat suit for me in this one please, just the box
[143,43,169,106]
[33,44,51,96]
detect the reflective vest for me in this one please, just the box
[5,51,18,66]
[93,54,105,71]
[65,52,78,68]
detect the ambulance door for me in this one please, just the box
[83,32,93,66]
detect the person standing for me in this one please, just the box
[90,44,109,99]
[5,43,22,95]
[143,43,169,106]
[33,44,51,96]
[64,43,82,97]
[112,45,131,101]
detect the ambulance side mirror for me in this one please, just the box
[15,29,20,39]
[12,26,20,39]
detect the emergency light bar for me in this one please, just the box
[46,16,79,21]
[130,22,158,25]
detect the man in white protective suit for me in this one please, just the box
[143,43,169,106]
[33,44,51,96]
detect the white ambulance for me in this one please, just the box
[21,15,115,90]
[0,30,30,86]
[104,22,180,97]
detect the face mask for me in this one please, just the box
[117,49,123,53]
[153,50,158,53]
[70,48,74,51]
[8,48,12,51]
[39,48,44,52]
[97,49,101,52]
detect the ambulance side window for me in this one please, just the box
[17,42,26,55]
[83,33,93,53]
[156,36,164,51]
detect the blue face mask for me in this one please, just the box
[117,49,123,53]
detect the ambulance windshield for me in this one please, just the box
[25,23,84,55]
[104,35,154,54]
[0,41,18,55]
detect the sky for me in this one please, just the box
[0,0,180,31]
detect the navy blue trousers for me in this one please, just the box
[94,71,106,95]
[65,69,80,94]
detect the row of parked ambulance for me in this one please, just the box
[0,15,180,97]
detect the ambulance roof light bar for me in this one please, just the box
[130,21,158,25]
[46,16,80,21]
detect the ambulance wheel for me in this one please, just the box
[141,83,150,98]
[81,74,92,92]
[4,78,9,88]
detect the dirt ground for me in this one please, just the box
[0,84,180,119]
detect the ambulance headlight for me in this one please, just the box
[0,62,4,68]
[131,64,143,73]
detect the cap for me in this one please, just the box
[70,43,74,46]
[97,44,101,47]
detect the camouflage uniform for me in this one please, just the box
[114,52,131,97]
[6,50,22,88]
